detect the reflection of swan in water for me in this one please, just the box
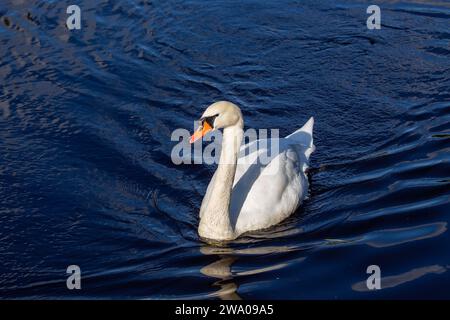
[200,244,303,300]
[200,253,241,300]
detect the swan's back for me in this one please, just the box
[230,117,315,235]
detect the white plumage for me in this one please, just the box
[191,101,315,241]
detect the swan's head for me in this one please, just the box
[190,101,243,143]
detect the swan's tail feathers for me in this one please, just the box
[285,116,315,159]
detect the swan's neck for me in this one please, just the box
[199,124,243,240]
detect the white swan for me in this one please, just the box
[190,101,315,241]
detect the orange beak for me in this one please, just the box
[190,121,213,143]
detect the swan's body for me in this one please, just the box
[190,101,315,241]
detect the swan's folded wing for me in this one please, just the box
[285,117,315,160]
[232,146,307,235]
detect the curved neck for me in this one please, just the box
[199,123,243,240]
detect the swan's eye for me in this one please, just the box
[202,114,218,129]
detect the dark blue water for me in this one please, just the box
[1,0,449,299]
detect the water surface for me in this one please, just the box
[0,0,449,299]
